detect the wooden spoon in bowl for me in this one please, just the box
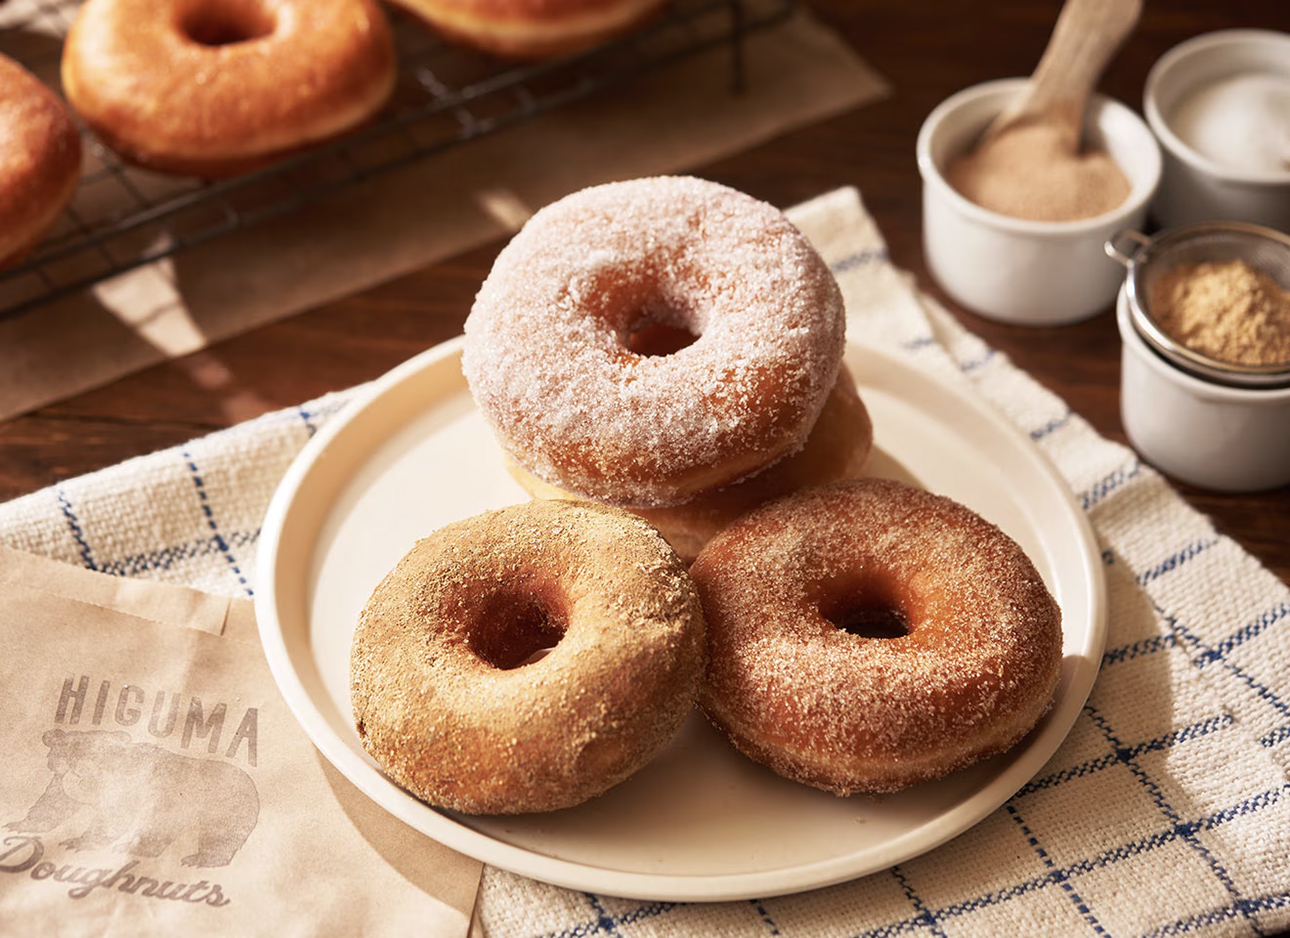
[983,0,1142,152]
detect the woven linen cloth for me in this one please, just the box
[2,187,1288,937]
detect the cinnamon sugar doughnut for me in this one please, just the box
[690,478,1063,795]
[507,364,874,563]
[351,499,706,815]
[462,176,846,509]
[61,0,397,177]
[0,55,81,268]
[390,0,667,59]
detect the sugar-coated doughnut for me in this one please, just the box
[507,364,874,563]
[690,478,1063,795]
[61,0,397,177]
[0,55,81,268]
[389,0,667,59]
[463,176,847,509]
[351,499,706,815]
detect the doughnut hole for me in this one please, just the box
[625,321,699,357]
[817,572,911,640]
[179,0,277,47]
[584,267,702,359]
[467,586,567,670]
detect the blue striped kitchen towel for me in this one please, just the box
[1,186,1286,937]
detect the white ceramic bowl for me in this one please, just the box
[917,78,1162,325]
[1116,286,1290,493]
[1144,29,1290,230]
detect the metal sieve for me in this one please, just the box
[1105,221,1290,390]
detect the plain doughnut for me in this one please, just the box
[507,363,874,563]
[690,478,1063,795]
[0,55,81,268]
[463,176,847,509]
[389,0,668,59]
[61,0,397,177]
[351,499,706,815]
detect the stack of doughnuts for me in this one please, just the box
[503,363,873,563]
[462,174,869,561]
[0,55,82,268]
[351,176,1063,816]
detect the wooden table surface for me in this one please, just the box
[1,0,1287,583]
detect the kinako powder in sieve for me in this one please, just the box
[1148,259,1290,368]
[946,117,1131,222]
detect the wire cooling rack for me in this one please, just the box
[0,0,795,320]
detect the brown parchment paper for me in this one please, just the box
[0,546,482,937]
[0,8,888,422]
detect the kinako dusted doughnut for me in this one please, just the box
[0,54,82,268]
[689,478,1063,795]
[350,499,706,815]
[387,0,668,60]
[60,0,397,177]
[506,364,874,563]
[462,175,847,509]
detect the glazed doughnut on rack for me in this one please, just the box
[60,0,398,177]
[0,54,82,268]
[386,0,669,59]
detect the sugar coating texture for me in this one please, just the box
[689,478,1063,795]
[507,363,875,564]
[350,499,707,815]
[461,175,846,508]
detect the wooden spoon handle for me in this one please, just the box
[985,0,1142,148]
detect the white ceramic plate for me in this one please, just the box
[255,338,1106,902]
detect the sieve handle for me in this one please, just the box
[1104,229,1151,267]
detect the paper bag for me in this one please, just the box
[0,547,483,936]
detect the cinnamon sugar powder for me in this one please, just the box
[947,118,1131,222]
[1149,259,1290,367]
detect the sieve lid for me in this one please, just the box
[1105,222,1290,390]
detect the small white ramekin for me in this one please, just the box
[1116,285,1290,493]
[1144,29,1290,231]
[916,78,1162,325]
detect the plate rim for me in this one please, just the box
[254,336,1107,901]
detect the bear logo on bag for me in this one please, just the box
[5,729,259,868]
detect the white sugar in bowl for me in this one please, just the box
[1144,29,1290,230]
